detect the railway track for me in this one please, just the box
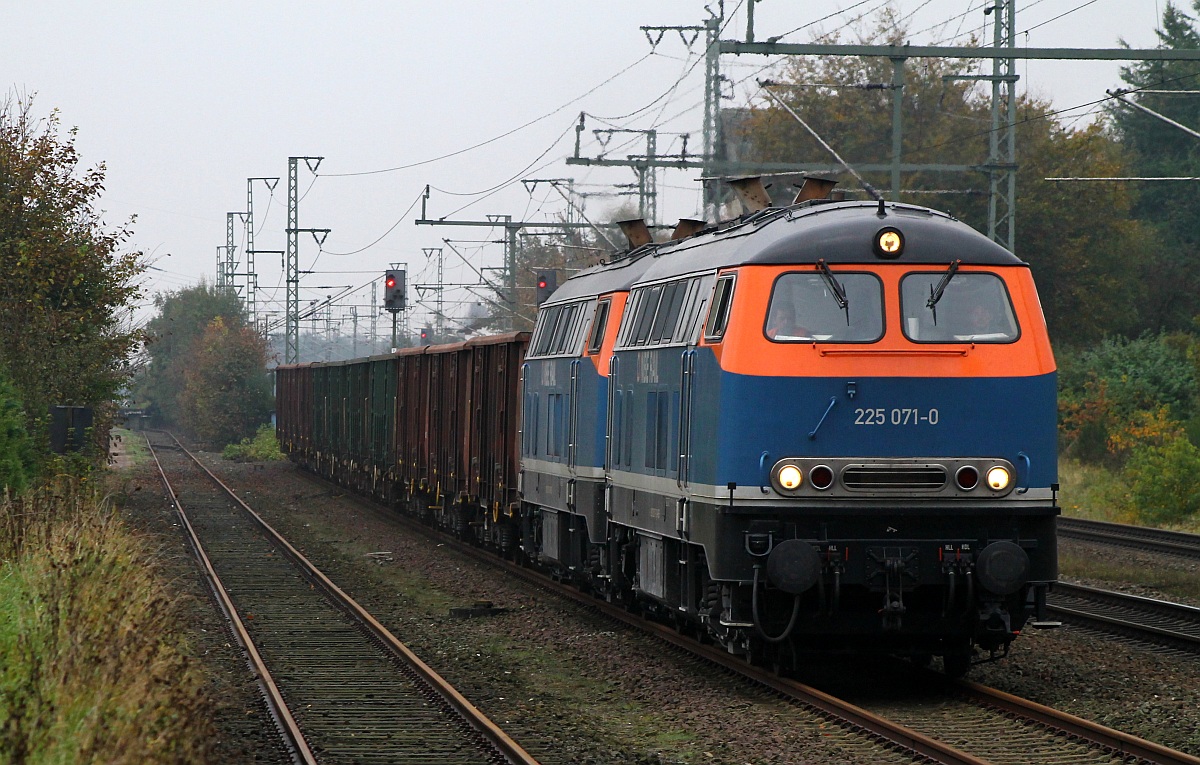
[269,466,1200,765]
[1058,517,1200,559]
[144,431,538,765]
[1048,581,1200,653]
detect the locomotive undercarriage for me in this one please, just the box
[517,492,1058,676]
[290,447,1054,676]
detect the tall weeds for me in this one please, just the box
[0,478,212,763]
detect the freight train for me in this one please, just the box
[276,177,1059,676]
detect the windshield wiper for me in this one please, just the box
[926,259,961,324]
[816,259,850,325]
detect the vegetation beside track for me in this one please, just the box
[221,423,286,462]
[0,478,212,763]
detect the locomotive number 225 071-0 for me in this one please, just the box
[854,407,940,425]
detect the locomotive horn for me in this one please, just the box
[616,218,654,249]
[766,539,822,595]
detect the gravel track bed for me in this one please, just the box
[118,455,1200,762]
[113,459,292,764]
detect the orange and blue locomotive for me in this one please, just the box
[277,177,1058,676]
[519,180,1057,674]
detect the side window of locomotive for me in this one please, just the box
[586,299,611,354]
[615,285,662,348]
[703,274,736,343]
[671,274,714,344]
[528,299,595,356]
[900,272,1020,343]
[632,285,663,346]
[648,281,686,344]
[529,305,561,356]
[764,272,883,343]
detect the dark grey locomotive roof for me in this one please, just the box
[546,201,1022,305]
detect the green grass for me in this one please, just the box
[0,479,211,763]
[110,427,149,464]
[1057,458,1136,524]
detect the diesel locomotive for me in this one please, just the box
[276,177,1059,676]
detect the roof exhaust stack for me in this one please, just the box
[728,176,772,214]
[617,218,654,249]
[670,218,707,240]
[793,176,839,204]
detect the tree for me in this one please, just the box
[727,13,1154,345]
[0,96,144,446]
[177,316,272,446]
[135,281,244,425]
[0,368,34,492]
[1110,0,1200,332]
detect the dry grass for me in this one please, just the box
[0,478,212,763]
[1059,547,1200,602]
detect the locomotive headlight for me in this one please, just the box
[986,466,1012,491]
[874,226,905,258]
[777,464,804,491]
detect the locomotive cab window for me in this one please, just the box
[900,271,1019,343]
[703,273,736,343]
[764,272,883,343]
[586,299,611,354]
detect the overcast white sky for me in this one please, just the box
[2,1,1171,336]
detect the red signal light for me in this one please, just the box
[386,275,396,288]
[537,279,547,288]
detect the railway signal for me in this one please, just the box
[384,269,406,311]
[420,326,432,343]
[535,271,557,306]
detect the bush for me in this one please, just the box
[0,372,35,492]
[222,423,285,462]
[0,478,212,762]
[1059,333,1200,464]
[1125,435,1200,525]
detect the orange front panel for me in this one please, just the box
[707,263,1055,379]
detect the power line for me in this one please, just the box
[317,52,654,178]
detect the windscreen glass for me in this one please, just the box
[900,272,1019,343]
[764,272,883,342]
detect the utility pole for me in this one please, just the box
[422,247,445,337]
[245,176,279,327]
[226,211,248,302]
[215,246,228,289]
[370,280,378,354]
[285,156,329,365]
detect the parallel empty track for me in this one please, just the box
[146,431,538,765]
[1058,517,1200,559]
[1049,581,1200,653]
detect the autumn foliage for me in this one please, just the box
[176,315,273,446]
[0,97,143,453]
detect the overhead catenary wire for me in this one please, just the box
[316,52,655,178]
[758,81,883,201]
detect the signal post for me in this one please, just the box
[383,265,407,350]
